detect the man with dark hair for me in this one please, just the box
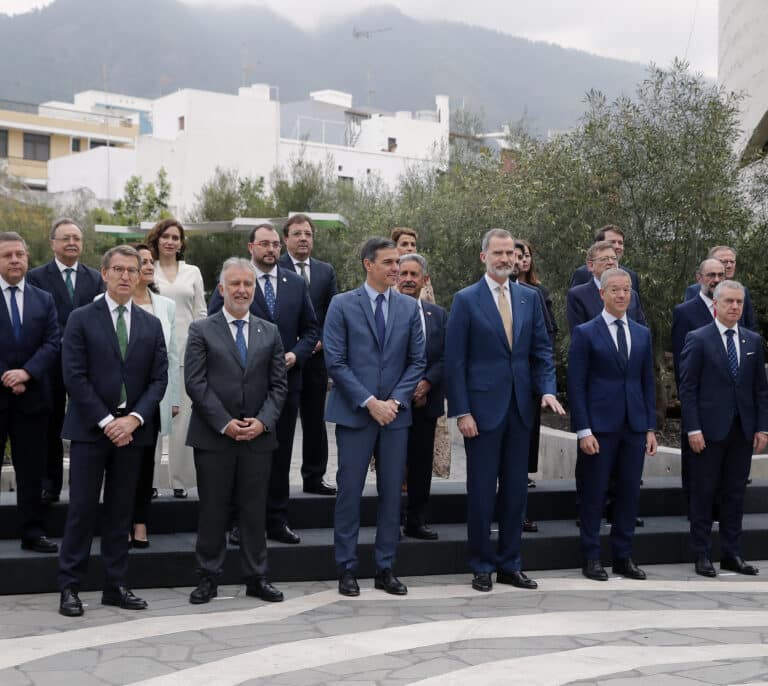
[569,225,640,294]
[0,231,60,553]
[208,224,318,544]
[27,218,103,504]
[324,237,425,596]
[58,245,167,617]
[279,214,338,495]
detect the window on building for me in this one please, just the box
[0,129,7,158]
[387,137,397,152]
[23,133,50,161]
[338,175,353,187]
[178,116,185,131]
[90,139,108,149]
[71,138,81,152]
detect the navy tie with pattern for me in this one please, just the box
[234,320,247,367]
[64,267,75,302]
[726,329,738,380]
[615,319,628,364]
[263,274,276,319]
[9,286,22,341]
[374,293,386,348]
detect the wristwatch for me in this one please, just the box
[392,399,403,413]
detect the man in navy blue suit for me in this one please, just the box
[446,229,563,593]
[569,225,640,295]
[397,253,446,540]
[209,224,319,544]
[679,280,768,578]
[0,232,60,553]
[324,237,425,596]
[278,214,338,495]
[567,240,646,334]
[683,246,757,331]
[57,245,168,617]
[27,218,104,504]
[568,268,657,581]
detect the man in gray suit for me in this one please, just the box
[185,257,288,604]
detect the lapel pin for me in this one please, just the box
[282,277,287,283]
[257,328,261,333]
[520,299,526,304]
[426,311,432,316]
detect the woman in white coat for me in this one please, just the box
[146,219,207,498]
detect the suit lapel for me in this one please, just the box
[125,304,143,361]
[74,264,97,306]
[251,281,272,321]
[476,280,511,352]
[383,289,398,349]
[597,316,627,373]
[356,287,381,349]
[97,298,122,360]
[246,317,264,369]
[705,323,732,379]
[47,261,72,306]
[509,283,524,351]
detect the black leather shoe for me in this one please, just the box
[374,568,408,595]
[41,489,59,505]
[189,577,218,604]
[527,478,536,488]
[21,536,58,553]
[246,578,284,602]
[635,517,645,528]
[472,572,492,592]
[173,488,187,499]
[582,559,609,581]
[403,523,439,540]
[523,519,539,533]
[267,524,301,544]
[612,558,646,580]
[131,538,150,549]
[303,481,337,495]
[228,526,241,547]
[695,554,717,577]
[151,488,159,499]
[102,586,148,610]
[59,588,84,617]
[497,570,538,589]
[721,555,759,575]
[338,571,360,596]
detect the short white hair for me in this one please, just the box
[219,257,256,285]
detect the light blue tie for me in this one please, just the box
[234,320,247,367]
[263,274,276,319]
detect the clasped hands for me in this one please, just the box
[367,398,400,426]
[224,417,266,441]
[103,416,141,447]
[2,368,30,395]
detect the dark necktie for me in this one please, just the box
[374,293,386,348]
[64,268,75,302]
[234,320,247,367]
[116,305,128,405]
[615,319,628,364]
[726,329,738,380]
[9,286,22,341]
[263,274,276,319]
[297,261,309,285]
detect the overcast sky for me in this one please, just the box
[0,0,718,77]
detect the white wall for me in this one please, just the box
[47,146,136,201]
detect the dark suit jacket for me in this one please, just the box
[278,254,337,327]
[0,281,60,414]
[671,295,714,388]
[566,280,646,334]
[27,260,104,333]
[208,266,319,393]
[568,315,656,435]
[445,279,556,432]
[685,282,757,331]
[570,264,639,294]
[679,322,768,442]
[184,311,288,452]
[418,301,446,419]
[61,298,168,445]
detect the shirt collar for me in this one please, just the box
[253,263,278,279]
[0,275,24,292]
[223,308,250,325]
[699,291,714,308]
[715,318,739,338]
[104,292,132,314]
[593,276,602,289]
[601,309,628,327]
[289,253,310,267]
[484,273,509,294]
[364,282,390,302]
[54,258,79,273]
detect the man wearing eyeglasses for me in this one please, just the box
[57,245,168,617]
[208,224,319,544]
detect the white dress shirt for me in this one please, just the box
[288,254,311,284]
[698,291,715,318]
[1,275,24,322]
[223,309,250,345]
[55,257,78,290]
[254,264,279,298]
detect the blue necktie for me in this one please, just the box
[263,274,276,319]
[615,319,628,364]
[9,286,22,341]
[726,329,738,380]
[234,320,247,367]
[374,293,386,348]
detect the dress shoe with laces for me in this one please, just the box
[523,519,539,533]
[582,559,609,581]
[472,572,492,592]
[695,554,717,577]
[228,526,241,546]
[497,570,538,589]
[21,536,58,553]
[403,523,439,540]
[338,571,360,596]
[267,524,301,544]
[59,588,84,617]
[173,488,187,499]
[612,558,646,580]
[102,586,148,610]
[189,577,218,604]
[721,555,759,575]
[246,578,284,602]
[374,568,408,595]
[303,481,337,496]
[41,489,60,505]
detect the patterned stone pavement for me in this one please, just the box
[3,563,768,685]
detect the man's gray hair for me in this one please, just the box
[399,252,428,275]
[101,245,140,270]
[219,257,256,285]
[481,228,513,252]
[0,231,28,250]
[599,267,631,289]
[699,257,724,274]
[50,217,82,240]
[713,280,745,300]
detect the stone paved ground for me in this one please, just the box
[3,563,768,685]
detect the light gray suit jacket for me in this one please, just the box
[184,310,288,452]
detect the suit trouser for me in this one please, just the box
[167,372,196,491]
[465,405,530,573]
[58,438,142,591]
[527,397,542,473]
[405,408,437,526]
[133,424,161,526]
[42,361,66,495]
[689,416,751,558]
[1,406,47,540]
[577,427,645,561]
[194,446,270,581]
[299,357,330,486]
[334,423,408,573]
[267,390,300,529]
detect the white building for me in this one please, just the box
[47,85,450,217]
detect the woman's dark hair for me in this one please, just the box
[132,242,160,293]
[145,218,186,262]
[515,238,541,286]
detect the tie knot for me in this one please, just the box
[298,262,307,268]
[725,329,735,337]
[376,293,385,304]
[117,304,126,314]
[614,319,624,328]
[64,268,73,274]
[234,320,246,331]
[9,285,17,294]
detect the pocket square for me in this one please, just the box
[747,351,755,356]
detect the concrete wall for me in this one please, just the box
[48,146,136,200]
